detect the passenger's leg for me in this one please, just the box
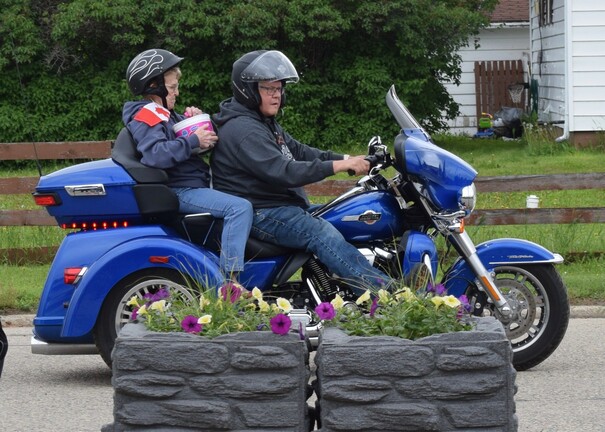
[175,188,253,275]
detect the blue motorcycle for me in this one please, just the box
[32,86,569,370]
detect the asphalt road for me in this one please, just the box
[1,318,604,431]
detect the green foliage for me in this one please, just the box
[322,286,472,340]
[0,0,497,146]
[135,284,295,337]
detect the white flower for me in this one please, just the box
[137,304,148,316]
[431,296,445,307]
[377,289,390,304]
[251,287,263,300]
[443,295,461,308]
[331,294,344,310]
[355,290,371,305]
[199,295,211,309]
[198,314,212,325]
[149,300,166,312]
[258,299,270,312]
[276,297,293,313]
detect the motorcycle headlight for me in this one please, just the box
[459,183,476,214]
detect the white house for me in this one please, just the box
[445,0,530,135]
[530,0,605,146]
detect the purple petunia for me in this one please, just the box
[219,282,243,303]
[459,294,473,312]
[315,302,336,320]
[131,307,139,321]
[270,313,292,335]
[143,288,170,302]
[370,297,379,317]
[181,315,202,333]
[427,282,446,295]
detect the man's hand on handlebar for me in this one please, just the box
[333,156,371,176]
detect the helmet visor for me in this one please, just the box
[241,51,299,83]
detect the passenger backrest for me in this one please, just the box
[111,128,170,184]
[111,127,179,217]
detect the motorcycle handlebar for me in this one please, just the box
[347,153,386,176]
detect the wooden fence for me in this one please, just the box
[474,60,527,117]
[1,141,605,229]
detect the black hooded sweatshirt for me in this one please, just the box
[211,98,345,209]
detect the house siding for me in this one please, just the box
[531,0,605,135]
[530,0,566,125]
[570,1,605,131]
[445,26,529,135]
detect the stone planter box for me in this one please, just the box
[103,323,312,431]
[314,317,517,431]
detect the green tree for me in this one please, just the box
[0,0,496,148]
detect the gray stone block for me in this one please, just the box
[315,317,517,431]
[103,323,311,431]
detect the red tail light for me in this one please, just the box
[64,267,86,284]
[33,192,62,207]
[60,221,130,230]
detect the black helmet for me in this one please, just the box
[231,50,299,109]
[126,49,184,96]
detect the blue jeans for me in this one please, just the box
[251,206,391,294]
[173,187,253,275]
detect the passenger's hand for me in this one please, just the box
[183,106,203,118]
[193,123,218,151]
[333,156,370,176]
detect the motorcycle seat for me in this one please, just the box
[179,213,298,259]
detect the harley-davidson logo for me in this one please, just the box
[341,210,382,225]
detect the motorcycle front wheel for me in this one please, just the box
[93,269,195,367]
[469,264,570,371]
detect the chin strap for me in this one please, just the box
[145,75,169,109]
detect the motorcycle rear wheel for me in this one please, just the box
[93,269,194,368]
[470,264,570,371]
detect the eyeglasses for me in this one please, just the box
[258,85,283,96]
[165,83,179,93]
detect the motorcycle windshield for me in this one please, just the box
[401,136,477,211]
[386,85,477,212]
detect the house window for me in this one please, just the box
[539,0,554,26]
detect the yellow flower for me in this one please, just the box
[331,294,344,310]
[271,303,279,312]
[443,295,461,308]
[277,297,293,313]
[258,299,270,312]
[431,296,445,307]
[251,287,263,300]
[149,300,166,313]
[395,287,416,302]
[199,295,211,309]
[198,314,212,325]
[137,304,148,316]
[126,295,140,307]
[355,290,372,305]
[377,289,390,304]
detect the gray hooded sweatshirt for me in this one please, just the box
[211,98,344,209]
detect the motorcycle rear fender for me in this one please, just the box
[443,237,563,297]
[60,235,223,338]
[401,230,438,279]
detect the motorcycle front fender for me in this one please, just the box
[443,237,564,297]
[61,236,222,338]
[401,230,438,280]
